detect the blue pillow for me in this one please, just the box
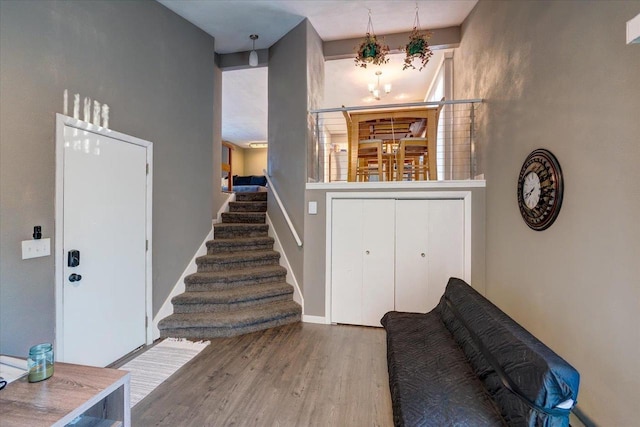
[250,175,267,186]
[233,175,251,186]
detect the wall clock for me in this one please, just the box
[517,148,564,231]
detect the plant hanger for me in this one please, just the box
[403,4,433,71]
[354,9,390,68]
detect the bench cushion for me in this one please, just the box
[437,278,580,427]
[381,311,506,427]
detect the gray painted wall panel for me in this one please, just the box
[267,20,307,285]
[455,1,640,424]
[268,19,324,287]
[0,0,215,356]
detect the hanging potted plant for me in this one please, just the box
[403,7,433,71]
[354,12,389,68]
[355,33,390,68]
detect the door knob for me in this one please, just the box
[69,273,82,282]
[365,250,370,255]
[421,253,426,257]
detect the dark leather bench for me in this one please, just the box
[381,278,579,427]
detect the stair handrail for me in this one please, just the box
[263,169,303,247]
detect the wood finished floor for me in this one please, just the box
[133,322,393,426]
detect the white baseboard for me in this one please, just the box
[214,192,236,225]
[266,213,304,310]
[302,315,328,324]
[152,228,213,339]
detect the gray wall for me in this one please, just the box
[455,1,640,424]
[303,186,486,316]
[268,19,324,287]
[0,0,215,356]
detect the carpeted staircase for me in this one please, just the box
[158,192,301,339]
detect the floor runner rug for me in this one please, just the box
[119,338,210,407]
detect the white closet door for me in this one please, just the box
[426,199,464,310]
[331,199,395,326]
[361,199,395,326]
[395,200,430,313]
[395,199,464,313]
[331,199,364,325]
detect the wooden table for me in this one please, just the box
[0,362,130,427]
[344,107,440,182]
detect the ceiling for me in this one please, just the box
[158,0,477,54]
[157,0,478,147]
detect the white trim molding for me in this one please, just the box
[302,315,328,324]
[152,228,213,340]
[306,180,485,191]
[266,213,304,309]
[214,192,236,225]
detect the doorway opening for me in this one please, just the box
[221,66,268,193]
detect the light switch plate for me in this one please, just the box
[308,201,318,215]
[22,238,51,260]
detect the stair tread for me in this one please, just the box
[197,250,279,262]
[207,236,274,245]
[206,241,274,253]
[173,282,293,304]
[223,212,265,216]
[221,212,266,224]
[230,201,267,205]
[214,222,269,238]
[235,192,268,201]
[159,300,301,329]
[214,222,268,228]
[160,316,300,339]
[186,265,287,283]
[232,200,267,204]
[229,201,267,212]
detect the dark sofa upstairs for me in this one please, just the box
[381,278,580,427]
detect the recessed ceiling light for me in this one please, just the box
[249,142,268,149]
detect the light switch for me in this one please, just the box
[22,238,51,260]
[308,201,318,215]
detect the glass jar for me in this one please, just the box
[27,343,54,382]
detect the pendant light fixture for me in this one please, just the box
[368,71,391,100]
[249,34,259,67]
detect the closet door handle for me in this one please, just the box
[421,253,426,258]
[365,250,370,255]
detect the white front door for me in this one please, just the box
[57,116,151,367]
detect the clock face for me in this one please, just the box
[517,149,563,231]
[522,172,541,209]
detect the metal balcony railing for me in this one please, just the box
[308,99,483,183]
